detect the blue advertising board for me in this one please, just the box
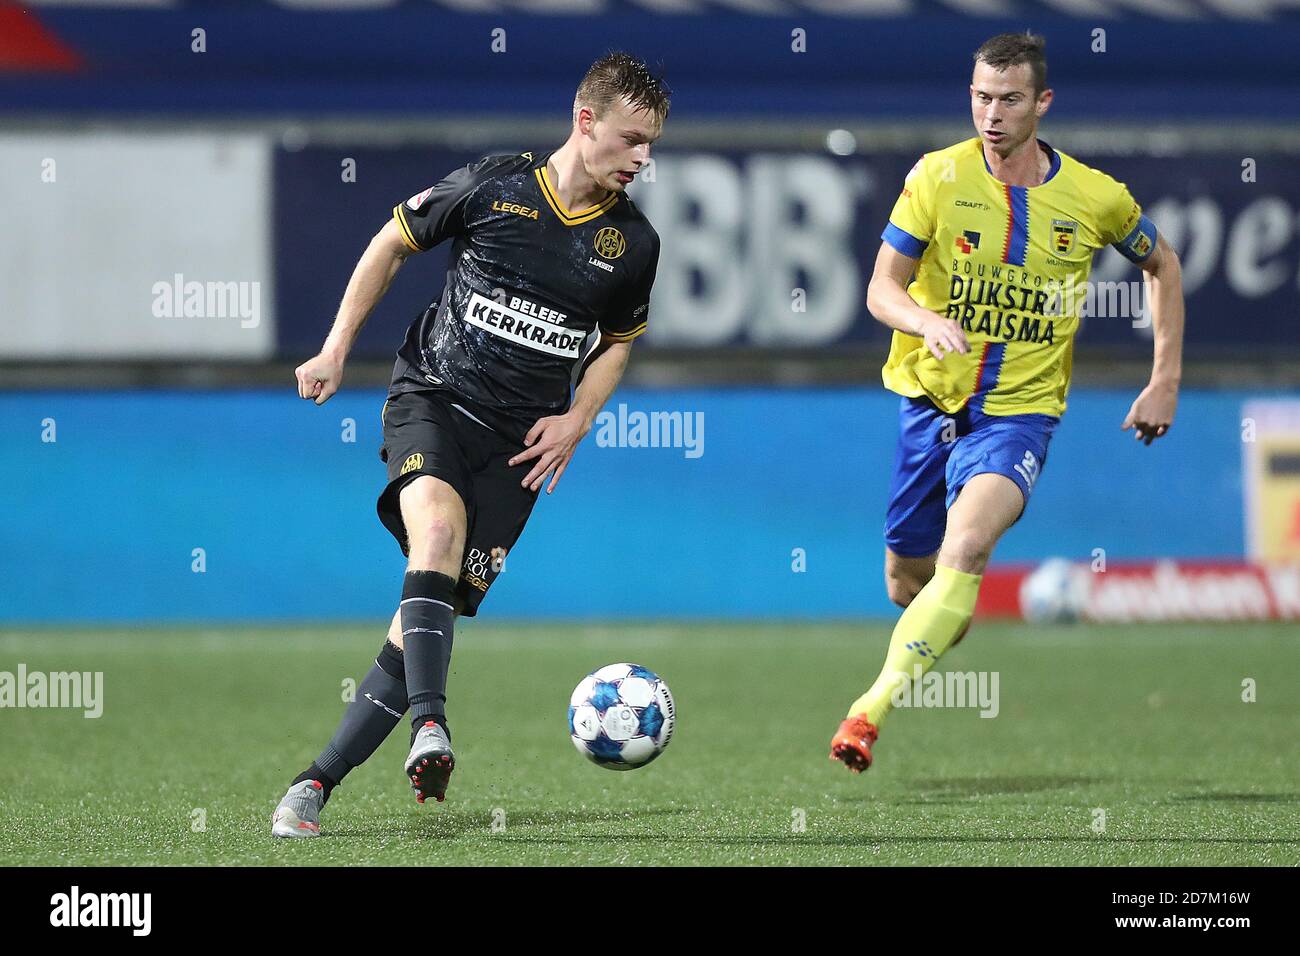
[0,386,1273,624]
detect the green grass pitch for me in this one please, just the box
[1,622,1297,866]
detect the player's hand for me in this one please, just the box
[1121,379,1178,445]
[295,352,344,405]
[509,410,590,495]
[918,314,970,361]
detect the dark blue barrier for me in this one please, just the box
[276,146,1300,358]
[0,386,1271,624]
[4,6,1295,117]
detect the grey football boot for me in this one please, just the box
[271,779,324,838]
[405,720,455,804]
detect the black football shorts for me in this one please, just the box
[377,389,538,616]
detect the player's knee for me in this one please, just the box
[885,574,925,609]
[886,580,915,608]
[940,530,994,575]
[406,513,460,565]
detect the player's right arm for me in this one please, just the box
[868,154,969,361]
[295,218,415,405]
[296,157,497,404]
[867,243,970,361]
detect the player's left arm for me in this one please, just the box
[1122,233,1184,445]
[510,230,660,494]
[509,340,634,495]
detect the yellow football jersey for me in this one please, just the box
[880,137,1157,417]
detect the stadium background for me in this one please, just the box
[3,0,1299,625]
[3,1,1300,875]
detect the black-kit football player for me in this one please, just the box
[270,53,668,838]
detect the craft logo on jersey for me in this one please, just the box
[594,226,626,260]
[400,453,424,475]
[954,230,981,255]
[492,199,539,220]
[405,187,433,210]
[1052,219,1078,255]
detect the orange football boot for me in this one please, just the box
[829,715,879,773]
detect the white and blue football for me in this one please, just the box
[568,663,675,770]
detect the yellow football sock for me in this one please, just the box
[847,564,982,727]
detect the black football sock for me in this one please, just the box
[294,640,408,803]
[410,715,451,747]
[401,570,457,739]
[292,764,339,803]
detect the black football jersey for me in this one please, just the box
[388,150,660,444]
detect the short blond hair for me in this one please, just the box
[574,52,671,127]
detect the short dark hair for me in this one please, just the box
[575,52,671,128]
[974,32,1047,95]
